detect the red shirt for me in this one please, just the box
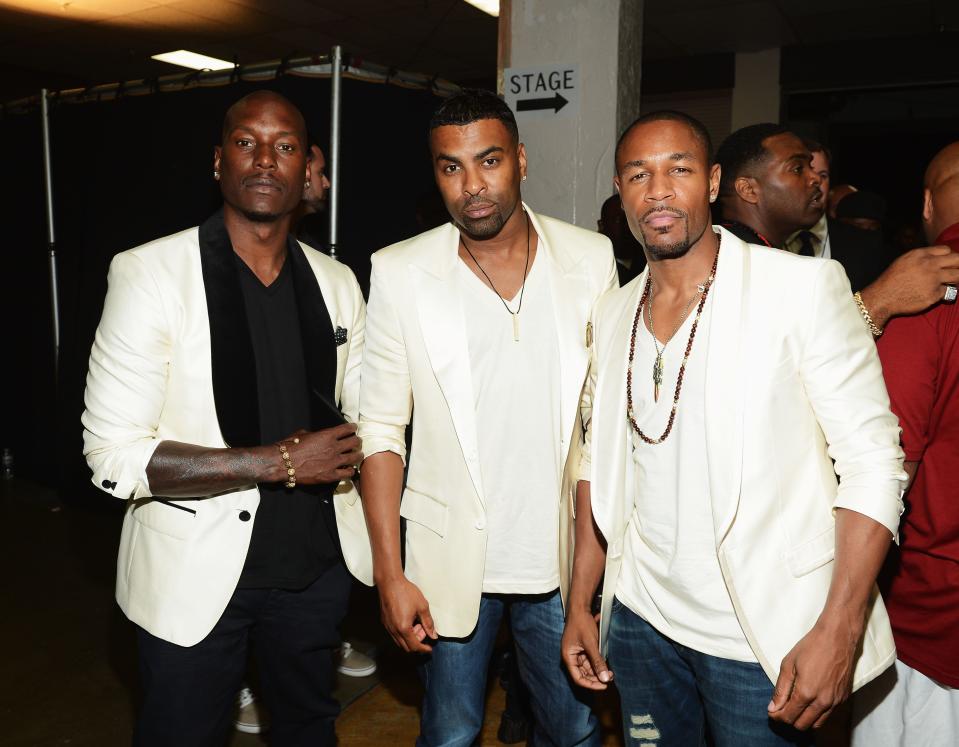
[877,225,959,686]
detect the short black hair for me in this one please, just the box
[428,88,519,143]
[802,137,832,166]
[715,123,790,196]
[616,110,713,167]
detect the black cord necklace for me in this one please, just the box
[460,210,531,342]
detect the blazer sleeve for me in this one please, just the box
[357,253,412,462]
[798,260,906,537]
[578,248,621,482]
[81,252,168,500]
[577,303,603,483]
[339,269,366,424]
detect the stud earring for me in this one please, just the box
[709,194,716,203]
[522,174,527,181]
[305,180,311,190]
[214,170,220,180]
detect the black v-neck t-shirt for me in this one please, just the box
[234,255,339,590]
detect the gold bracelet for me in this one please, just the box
[853,292,883,338]
[277,437,300,488]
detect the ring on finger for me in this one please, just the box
[945,284,958,303]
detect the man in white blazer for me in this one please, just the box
[560,111,906,746]
[340,90,616,746]
[81,91,364,746]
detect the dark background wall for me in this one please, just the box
[2,76,442,501]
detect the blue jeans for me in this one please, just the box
[608,599,812,747]
[417,589,599,747]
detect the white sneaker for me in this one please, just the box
[336,641,377,677]
[234,686,269,734]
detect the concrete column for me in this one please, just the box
[499,0,643,228]
[730,48,781,131]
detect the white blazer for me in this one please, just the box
[584,227,905,690]
[82,215,365,647]
[338,206,617,638]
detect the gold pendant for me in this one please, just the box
[653,354,664,402]
[512,313,520,342]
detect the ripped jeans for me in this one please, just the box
[608,599,812,746]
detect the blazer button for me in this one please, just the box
[239,510,251,522]
[474,519,486,530]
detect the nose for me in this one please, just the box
[462,167,487,198]
[322,175,331,190]
[254,142,277,170]
[644,172,675,202]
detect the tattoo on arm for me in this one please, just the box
[146,441,278,497]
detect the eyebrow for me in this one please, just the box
[786,153,810,164]
[621,152,696,169]
[436,145,506,163]
[229,125,300,139]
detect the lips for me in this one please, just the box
[463,202,496,219]
[245,176,282,192]
[643,209,684,228]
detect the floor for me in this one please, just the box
[2,477,845,746]
[1,478,624,746]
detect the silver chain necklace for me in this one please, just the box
[460,210,531,342]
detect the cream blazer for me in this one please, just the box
[82,220,365,647]
[338,206,617,637]
[584,227,906,690]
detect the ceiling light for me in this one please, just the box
[151,50,234,71]
[464,0,499,17]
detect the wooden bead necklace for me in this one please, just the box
[626,238,720,445]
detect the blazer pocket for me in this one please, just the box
[131,497,198,540]
[400,488,448,538]
[784,525,835,577]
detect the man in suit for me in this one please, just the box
[714,125,959,327]
[782,140,893,290]
[82,91,365,746]
[340,89,616,746]
[561,111,905,746]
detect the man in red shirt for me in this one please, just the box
[852,141,959,745]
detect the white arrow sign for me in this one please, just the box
[504,64,580,119]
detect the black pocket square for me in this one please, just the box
[334,326,348,346]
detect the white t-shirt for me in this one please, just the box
[616,291,756,662]
[458,253,562,594]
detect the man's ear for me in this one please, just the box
[734,175,760,206]
[922,187,933,225]
[213,145,222,174]
[708,163,721,203]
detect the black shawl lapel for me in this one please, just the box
[198,211,261,448]
[287,240,337,431]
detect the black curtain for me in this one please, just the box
[2,75,441,501]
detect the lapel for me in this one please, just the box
[288,241,338,427]
[410,222,486,506]
[590,273,646,544]
[704,227,749,544]
[529,208,592,462]
[198,211,260,448]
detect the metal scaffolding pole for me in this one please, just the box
[41,88,61,376]
[328,45,343,261]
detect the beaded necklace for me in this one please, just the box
[626,237,720,445]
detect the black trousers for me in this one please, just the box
[133,561,351,747]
